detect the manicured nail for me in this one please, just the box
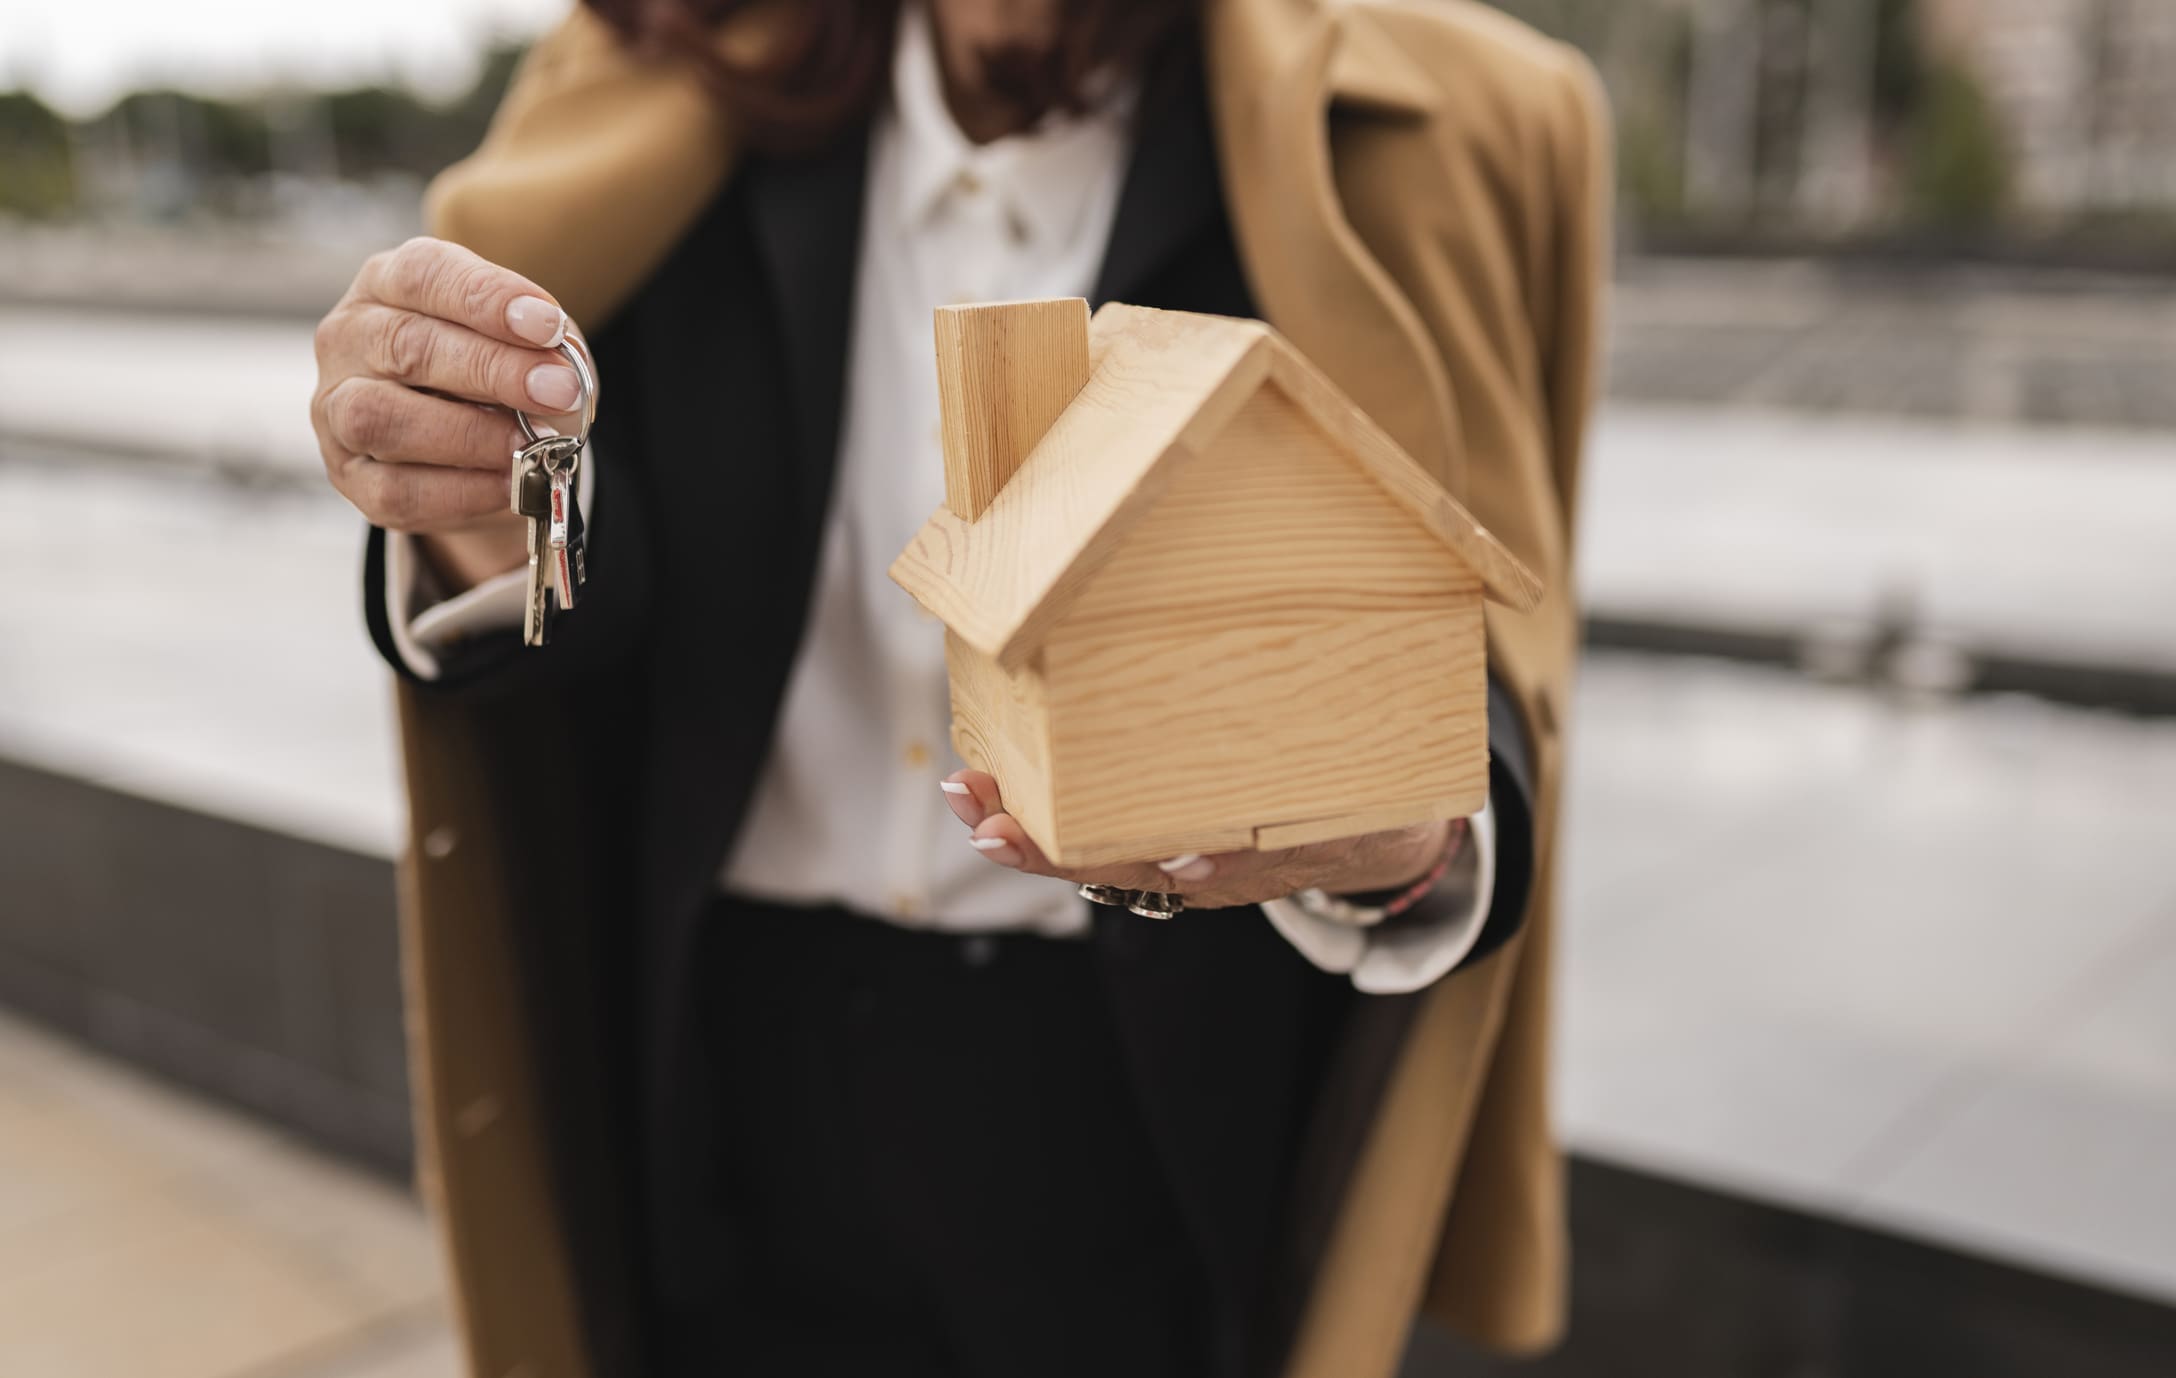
[969,836,1022,867]
[506,296,567,347]
[941,779,986,827]
[527,364,581,412]
[1158,854,1215,882]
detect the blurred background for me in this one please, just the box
[2,0,2172,1374]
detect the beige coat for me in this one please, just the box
[398,2,1610,1374]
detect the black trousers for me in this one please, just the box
[661,893,1230,1378]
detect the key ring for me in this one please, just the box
[515,336,598,457]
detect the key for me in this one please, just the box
[510,447,556,646]
[505,335,595,647]
[547,465,586,611]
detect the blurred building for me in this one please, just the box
[1493,0,2176,255]
[1924,0,2176,215]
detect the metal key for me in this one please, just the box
[510,444,558,646]
[508,336,598,648]
[546,462,587,611]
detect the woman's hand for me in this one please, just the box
[311,236,587,592]
[943,769,1463,909]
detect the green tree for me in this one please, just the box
[1905,61,2009,227]
[0,89,75,216]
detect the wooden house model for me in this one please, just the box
[890,299,1541,869]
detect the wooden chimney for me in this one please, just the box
[932,298,1092,519]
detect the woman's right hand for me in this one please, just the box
[312,237,588,593]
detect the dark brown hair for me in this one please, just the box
[583,0,1197,152]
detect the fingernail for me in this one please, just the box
[969,837,1022,867]
[506,296,567,347]
[1158,854,1216,882]
[941,779,986,826]
[527,364,581,412]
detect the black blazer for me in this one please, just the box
[364,57,1534,1378]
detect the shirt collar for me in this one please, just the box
[889,1,1136,250]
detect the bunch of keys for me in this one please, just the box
[510,337,598,647]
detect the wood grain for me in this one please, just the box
[1040,607,1488,867]
[1030,400,1488,865]
[894,302,1527,865]
[1252,797,1470,852]
[893,304,1274,667]
[933,298,1091,520]
[892,303,1542,671]
[1264,348,1542,612]
[943,631,1058,849]
[1051,389,1480,632]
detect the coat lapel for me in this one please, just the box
[741,128,873,540]
[1204,0,1464,494]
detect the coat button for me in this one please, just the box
[423,826,458,860]
[1534,688,1559,739]
[456,1094,502,1137]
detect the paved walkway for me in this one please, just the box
[1563,657,2176,1302]
[0,1010,455,1378]
[1582,405,2176,674]
[1611,258,2176,431]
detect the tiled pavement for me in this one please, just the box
[1608,258,2176,431]
[1558,657,2176,1304]
[0,1010,456,1378]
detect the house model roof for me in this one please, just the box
[890,302,1542,671]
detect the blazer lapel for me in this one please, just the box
[743,128,873,540]
[1093,49,1224,307]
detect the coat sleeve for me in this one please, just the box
[1422,44,1613,1358]
[1475,39,1612,756]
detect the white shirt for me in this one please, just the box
[386,1,1495,993]
[719,2,1133,933]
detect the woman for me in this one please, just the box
[312,2,1607,1375]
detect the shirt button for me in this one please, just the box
[902,740,932,769]
[955,168,983,196]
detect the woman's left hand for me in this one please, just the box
[943,770,1462,910]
